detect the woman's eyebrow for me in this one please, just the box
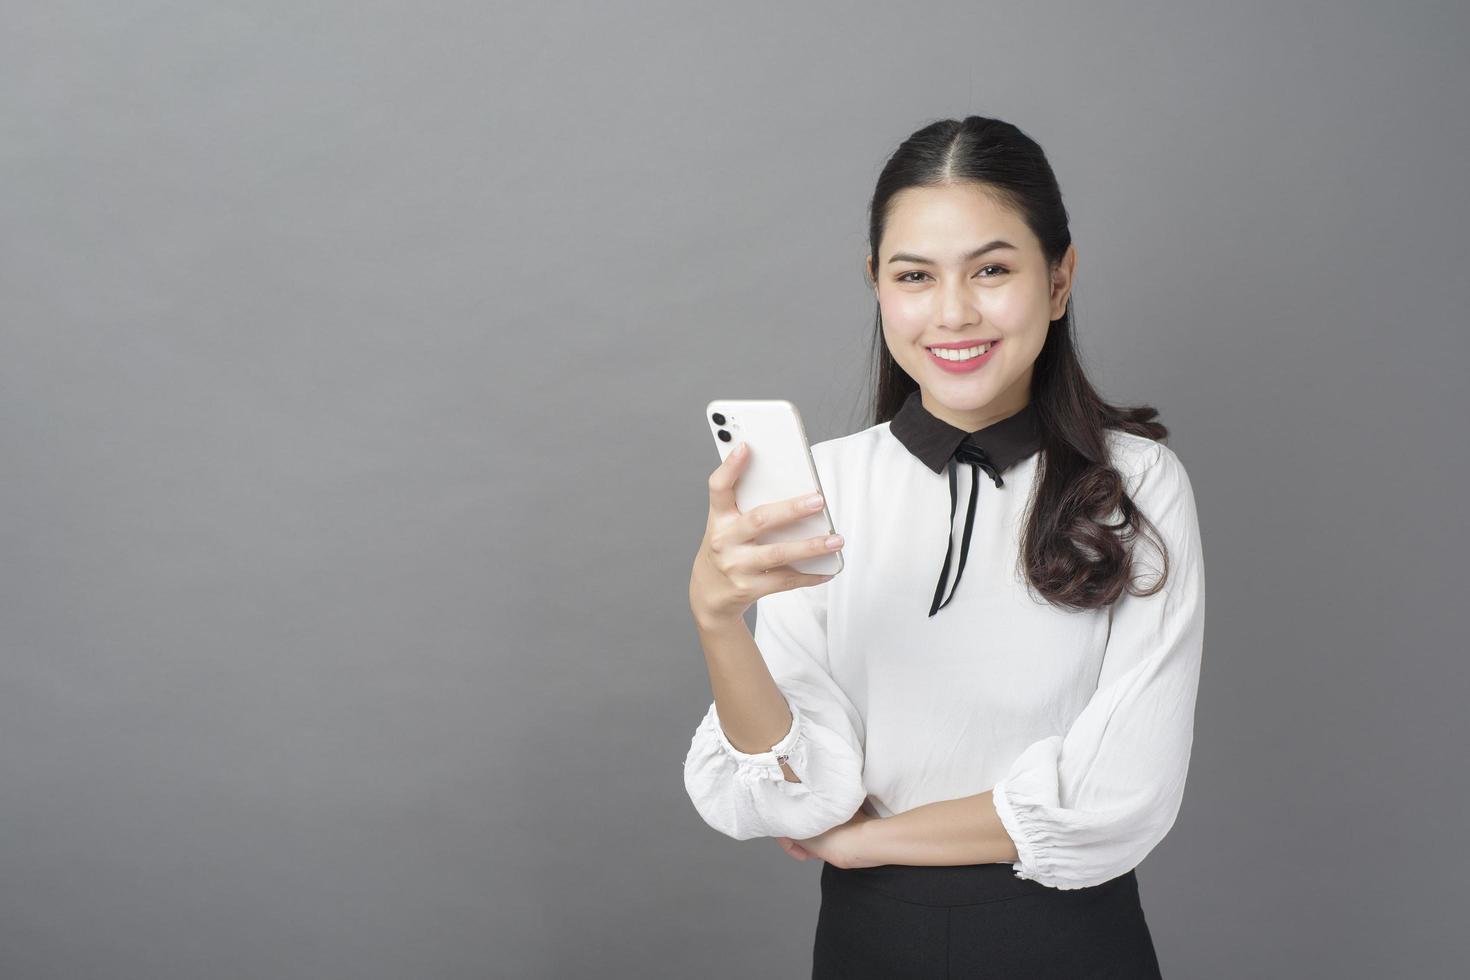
[887,240,1017,265]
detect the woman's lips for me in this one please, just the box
[926,339,1000,373]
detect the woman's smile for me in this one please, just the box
[926,338,1001,373]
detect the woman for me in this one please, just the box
[684,115,1204,978]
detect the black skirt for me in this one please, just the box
[813,861,1163,979]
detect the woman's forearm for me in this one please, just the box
[855,790,1021,866]
[695,617,802,782]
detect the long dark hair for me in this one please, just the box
[865,116,1170,610]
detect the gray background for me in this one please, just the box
[2,2,1465,977]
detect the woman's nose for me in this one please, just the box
[938,278,980,330]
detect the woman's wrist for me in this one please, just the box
[849,812,889,867]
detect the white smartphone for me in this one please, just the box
[705,399,843,576]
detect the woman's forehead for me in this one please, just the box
[881,199,1035,261]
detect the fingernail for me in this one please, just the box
[825,534,844,549]
[804,493,824,509]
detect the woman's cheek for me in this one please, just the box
[984,293,1029,329]
[881,296,928,337]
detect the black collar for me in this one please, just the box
[889,389,1043,475]
[888,390,1045,616]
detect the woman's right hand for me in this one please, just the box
[689,441,845,631]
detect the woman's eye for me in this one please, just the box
[896,266,1006,284]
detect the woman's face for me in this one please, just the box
[867,183,1075,431]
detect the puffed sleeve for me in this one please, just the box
[990,443,1206,889]
[682,576,868,841]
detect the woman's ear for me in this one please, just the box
[1049,244,1077,319]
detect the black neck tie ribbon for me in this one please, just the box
[931,440,1003,616]
[887,389,1045,617]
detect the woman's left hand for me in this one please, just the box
[775,807,883,870]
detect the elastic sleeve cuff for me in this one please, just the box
[705,697,803,776]
[991,779,1051,883]
[684,695,867,839]
[989,734,1064,885]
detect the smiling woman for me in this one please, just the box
[684,114,1200,980]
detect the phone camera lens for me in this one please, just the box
[716,429,731,442]
[711,412,726,425]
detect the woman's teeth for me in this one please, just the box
[928,342,992,361]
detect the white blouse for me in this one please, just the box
[682,401,1206,890]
